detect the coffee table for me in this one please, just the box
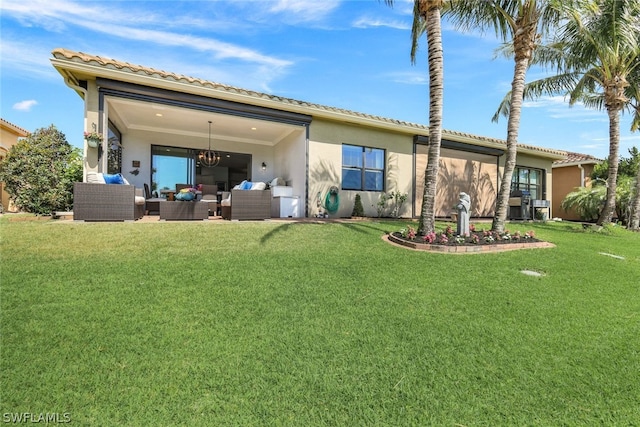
[159,201,209,220]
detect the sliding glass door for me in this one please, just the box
[151,145,197,193]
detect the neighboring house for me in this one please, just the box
[0,118,30,213]
[51,48,566,219]
[552,152,601,220]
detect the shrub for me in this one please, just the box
[0,125,82,214]
[561,178,634,225]
[352,194,365,217]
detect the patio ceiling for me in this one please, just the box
[106,96,303,147]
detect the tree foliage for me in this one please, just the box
[0,125,82,214]
[592,147,639,182]
[561,176,634,224]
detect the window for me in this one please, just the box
[511,167,543,199]
[151,146,197,193]
[342,145,385,191]
[107,121,122,174]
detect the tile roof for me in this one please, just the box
[0,118,30,136]
[51,48,567,158]
[553,151,602,166]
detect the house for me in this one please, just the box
[551,151,601,220]
[0,118,30,213]
[51,48,566,219]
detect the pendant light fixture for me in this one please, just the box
[198,120,220,167]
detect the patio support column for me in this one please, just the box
[84,80,101,176]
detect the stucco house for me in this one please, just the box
[551,151,601,220]
[51,48,566,219]
[0,118,30,213]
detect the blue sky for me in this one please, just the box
[1,0,638,161]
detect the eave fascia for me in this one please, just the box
[552,159,601,168]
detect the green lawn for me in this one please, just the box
[1,217,639,425]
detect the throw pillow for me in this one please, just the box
[270,177,286,187]
[86,172,105,184]
[104,173,125,185]
[241,180,253,190]
[251,182,266,190]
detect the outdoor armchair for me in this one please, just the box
[73,182,144,221]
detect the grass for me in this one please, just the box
[1,217,639,425]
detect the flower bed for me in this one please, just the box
[386,224,555,254]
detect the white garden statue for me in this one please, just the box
[456,192,471,236]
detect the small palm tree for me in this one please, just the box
[560,185,605,222]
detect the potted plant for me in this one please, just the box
[84,131,103,148]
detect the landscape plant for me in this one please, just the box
[395,222,539,246]
[561,176,634,225]
[351,193,365,217]
[2,218,638,425]
[0,125,82,214]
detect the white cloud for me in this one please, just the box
[0,39,57,79]
[523,95,606,123]
[0,1,291,68]
[13,99,38,111]
[0,0,295,88]
[104,25,292,70]
[352,16,410,30]
[268,0,341,18]
[386,71,428,85]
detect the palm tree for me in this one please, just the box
[629,163,640,230]
[512,0,640,225]
[385,0,445,235]
[626,61,640,230]
[446,0,567,232]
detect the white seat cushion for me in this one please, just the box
[86,172,105,184]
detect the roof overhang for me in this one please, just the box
[50,48,567,159]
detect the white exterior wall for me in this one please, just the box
[309,118,414,218]
[272,127,307,210]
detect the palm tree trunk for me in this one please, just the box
[629,163,640,230]
[597,108,621,225]
[418,5,443,235]
[492,55,530,233]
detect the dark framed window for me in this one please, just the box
[511,166,543,199]
[342,144,385,191]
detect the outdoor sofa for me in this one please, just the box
[221,180,272,220]
[73,174,145,221]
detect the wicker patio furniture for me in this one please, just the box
[73,182,144,221]
[144,183,164,215]
[225,189,271,220]
[200,184,220,216]
[159,201,209,220]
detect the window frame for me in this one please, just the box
[511,166,545,200]
[341,144,385,192]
